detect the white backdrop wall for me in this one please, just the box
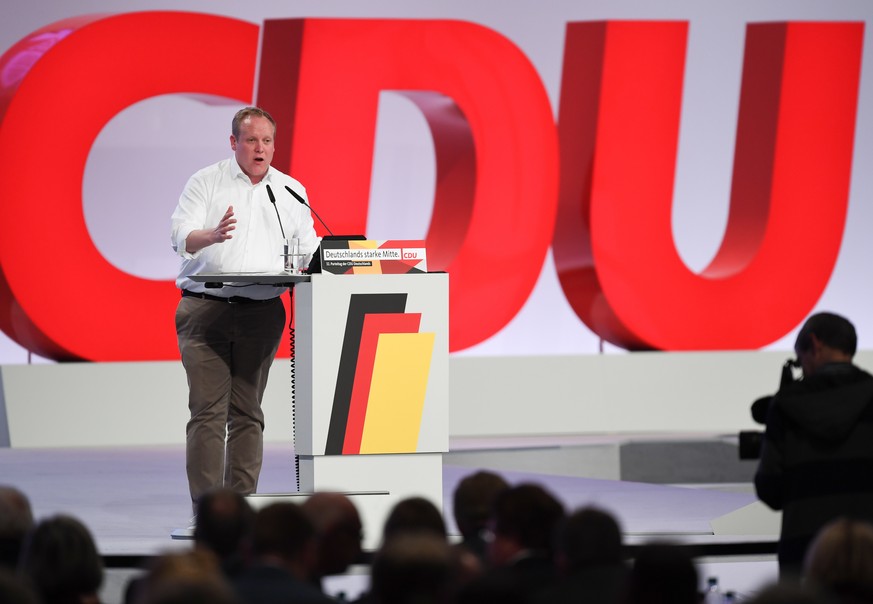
[0,0,871,365]
[10,351,871,448]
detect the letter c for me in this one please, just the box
[0,12,259,360]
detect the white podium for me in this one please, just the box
[183,271,449,548]
[293,272,449,544]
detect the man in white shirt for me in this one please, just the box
[171,107,319,511]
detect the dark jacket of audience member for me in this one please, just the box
[625,543,698,604]
[534,507,628,604]
[232,502,334,604]
[459,483,565,604]
[370,533,454,604]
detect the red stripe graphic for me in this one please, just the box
[342,313,422,454]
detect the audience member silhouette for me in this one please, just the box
[0,569,39,604]
[352,496,451,604]
[0,485,33,570]
[130,549,238,604]
[18,514,103,604]
[625,543,699,604]
[370,533,454,604]
[804,517,873,604]
[125,488,254,603]
[387,494,492,594]
[459,483,565,603]
[232,502,334,604]
[193,488,255,578]
[382,496,448,543]
[301,492,364,590]
[19,474,867,604]
[534,506,628,604]
[452,471,509,566]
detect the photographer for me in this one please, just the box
[754,312,873,578]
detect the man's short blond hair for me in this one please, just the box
[231,107,276,139]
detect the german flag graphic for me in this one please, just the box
[324,293,435,455]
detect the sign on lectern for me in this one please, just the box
[318,239,428,275]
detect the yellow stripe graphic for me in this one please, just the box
[359,332,435,454]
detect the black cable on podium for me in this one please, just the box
[289,321,300,492]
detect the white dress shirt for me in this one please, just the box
[171,158,320,299]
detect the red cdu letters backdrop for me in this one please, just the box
[0,13,864,360]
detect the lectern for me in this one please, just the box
[294,273,449,520]
[188,270,449,548]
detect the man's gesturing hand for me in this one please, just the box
[185,206,237,254]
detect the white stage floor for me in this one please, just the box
[1,435,771,554]
[0,435,780,601]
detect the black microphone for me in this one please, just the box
[265,184,286,239]
[285,185,335,236]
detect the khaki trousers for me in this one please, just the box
[175,295,286,504]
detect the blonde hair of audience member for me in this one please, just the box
[134,550,237,604]
[804,517,873,602]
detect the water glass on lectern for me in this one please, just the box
[285,237,307,274]
[283,238,300,274]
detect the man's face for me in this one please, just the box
[487,530,518,568]
[230,115,275,184]
[795,336,821,378]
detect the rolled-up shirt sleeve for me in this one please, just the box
[170,173,208,260]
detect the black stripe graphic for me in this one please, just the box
[324,293,408,454]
